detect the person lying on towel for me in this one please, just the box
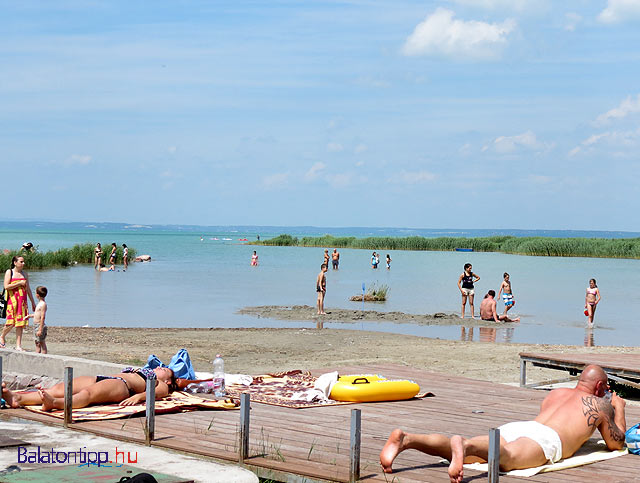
[2,367,177,411]
[380,364,626,483]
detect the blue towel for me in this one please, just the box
[144,349,196,380]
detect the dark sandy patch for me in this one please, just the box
[238,305,517,328]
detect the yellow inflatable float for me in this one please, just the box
[329,374,420,402]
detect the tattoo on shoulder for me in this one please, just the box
[582,396,599,428]
[582,396,625,442]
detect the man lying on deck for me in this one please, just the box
[2,367,176,411]
[380,364,626,483]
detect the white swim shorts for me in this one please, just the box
[498,421,563,463]
[461,288,474,296]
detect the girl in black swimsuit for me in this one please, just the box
[457,263,480,319]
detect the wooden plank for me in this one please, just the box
[4,364,640,483]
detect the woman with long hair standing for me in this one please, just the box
[1,256,36,350]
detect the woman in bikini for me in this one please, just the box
[1,256,36,350]
[94,243,102,269]
[585,278,601,327]
[2,366,176,411]
[109,242,117,267]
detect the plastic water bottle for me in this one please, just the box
[213,354,226,398]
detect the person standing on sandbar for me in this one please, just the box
[457,263,479,319]
[316,264,327,315]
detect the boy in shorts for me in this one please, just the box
[26,286,48,354]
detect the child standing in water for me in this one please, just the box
[585,278,601,327]
[251,251,258,266]
[386,254,391,270]
[497,272,515,315]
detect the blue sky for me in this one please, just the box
[2,0,640,230]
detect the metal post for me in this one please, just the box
[349,409,361,483]
[239,393,250,462]
[520,359,526,387]
[488,428,500,482]
[0,356,3,388]
[145,378,155,445]
[63,367,73,427]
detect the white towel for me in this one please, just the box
[464,440,628,477]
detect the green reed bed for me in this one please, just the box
[0,243,137,272]
[256,234,640,259]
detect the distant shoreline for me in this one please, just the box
[255,234,640,259]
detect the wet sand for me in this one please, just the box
[237,305,515,327]
[3,325,638,385]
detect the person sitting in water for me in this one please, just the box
[2,366,176,412]
[480,290,519,322]
[380,365,626,482]
[98,263,115,272]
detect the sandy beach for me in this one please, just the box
[4,321,639,385]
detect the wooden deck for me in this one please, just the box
[520,352,640,389]
[4,364,640,483]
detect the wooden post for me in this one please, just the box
[520,359,526,387]
[239,393,250,463]
[349,408,361,483]
[488,428,500,483]
[63,367,73,427]
[145,377,155,445]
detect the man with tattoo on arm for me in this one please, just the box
[380,365,626,483]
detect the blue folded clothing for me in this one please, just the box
[144,348,196,380]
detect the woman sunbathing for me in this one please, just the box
[2,367,176,412]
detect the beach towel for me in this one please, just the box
[463,439,628,477]
[144,349,196,380]
[23,391,238,421]
[226,370,433,409]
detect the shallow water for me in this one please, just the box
[1,224,638,346]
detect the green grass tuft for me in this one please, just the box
[0,243,137,272]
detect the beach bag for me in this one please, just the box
[626,422,640,454]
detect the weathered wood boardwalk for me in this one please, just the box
[5,364,640,482]
[520,352,640,389]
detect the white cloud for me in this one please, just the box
[595,94,640,125]
[598,0,640,24]
[304,162,326,181]
[569,128,640,156]
[354,144,368,154]
[327,142,344,152]
[564,12,582,31]
[450,0,536,11]
[388,170,436,185]
[62,154,91,166]
[485,130,551,154]
[355,160,365,167]
[167,146,177,154]
[262,172,289,189]
[402,8,516,60]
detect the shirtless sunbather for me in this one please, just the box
[380,364,626,482]
[480,290,519,322]
[2,366,176,411]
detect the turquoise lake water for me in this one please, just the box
[1,222,639,346]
